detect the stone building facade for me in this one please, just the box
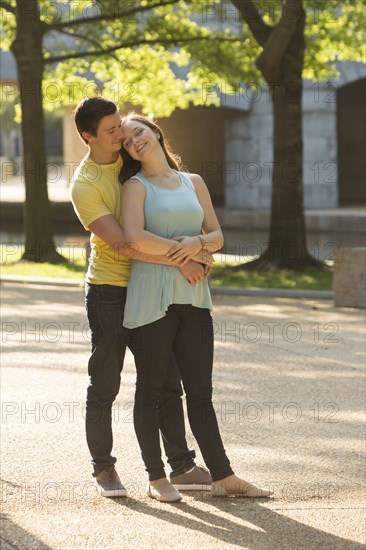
[155,61,365,210]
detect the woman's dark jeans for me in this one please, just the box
[131,304,234,482]
[85,284,195,476]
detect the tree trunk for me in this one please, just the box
[264,8,319,269]
[234,2,323,271]
[11,0,64,262]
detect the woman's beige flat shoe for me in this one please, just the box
[147,477,182,502]
[212,479,273,498]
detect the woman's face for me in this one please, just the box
[122,120,159,160]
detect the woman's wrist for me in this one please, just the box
[197,234,207,248]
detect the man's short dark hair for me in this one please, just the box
[73,97,118,143]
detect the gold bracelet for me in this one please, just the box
[197,235,207,248]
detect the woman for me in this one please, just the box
[120,113,273,502]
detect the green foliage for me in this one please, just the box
[0,1,16,49]
[1,0,364,118]
[37,0,247,115]
[89,46,207,117]
[303,2,366,79]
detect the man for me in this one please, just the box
[70,96,212,498]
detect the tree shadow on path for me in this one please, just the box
[113,495,365,550]
[1,512,51,550]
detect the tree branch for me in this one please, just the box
[0,1,16,14]
[44,35,240,65]
[55,27,103,51]
[256,0,304,82]
[46,0,183,31]
[230,0,272,47]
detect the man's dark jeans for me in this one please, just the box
[85,283,195,476]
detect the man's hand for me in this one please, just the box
[203,264,212,278]
[179,260,206,285]
[193,249,214,266]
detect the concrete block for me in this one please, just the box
[243,163,263,184]
[225,138,254,162]
[256,139,273,163]
[225,183,258,209]
[258,185,272,209]
[225,114,251,139]
[259,166,274,188]
[327,138,337,162]
[334,248,366,308]
[303,112,337,138]
[303,182,338,209]
[224,160,263,186]
[304,137,333,162]
[251,88,273,115]
[250,113,273,139]
[225,139,259,165]
[305,211,366,234]
[224,161,243,185]
[302,86,337,113]
[303,160,338,189]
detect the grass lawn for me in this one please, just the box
[1,246,333,290]
[209,263,332,291]
[1,246,86,280]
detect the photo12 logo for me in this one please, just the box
[202,321,340,344]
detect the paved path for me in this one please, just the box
[1,282,365,549]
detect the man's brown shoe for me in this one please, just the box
[170,465,212,491]
[95,466,127,497]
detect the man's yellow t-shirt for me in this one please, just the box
[70,154,131,287]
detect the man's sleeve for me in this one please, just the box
[70,180,111,231]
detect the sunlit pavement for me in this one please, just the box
[1,282,365,549]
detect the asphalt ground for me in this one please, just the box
[1,282,365,550]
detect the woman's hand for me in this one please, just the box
[167,236,202,265]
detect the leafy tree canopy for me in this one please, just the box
[1,0,244,116]
[1,0,364,118]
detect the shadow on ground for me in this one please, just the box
[111,496,365,550]
[1,513,51,550]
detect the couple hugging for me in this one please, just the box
[70,96,272,502]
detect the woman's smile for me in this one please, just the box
[136,142,146,153]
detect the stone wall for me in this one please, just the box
[224,61,365,211]
[302,82,338,208]
[224,83,338,209]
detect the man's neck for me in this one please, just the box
[88,150,119,165]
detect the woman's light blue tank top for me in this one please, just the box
[123,171,213,328]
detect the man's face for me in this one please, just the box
[83,111,123,154]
